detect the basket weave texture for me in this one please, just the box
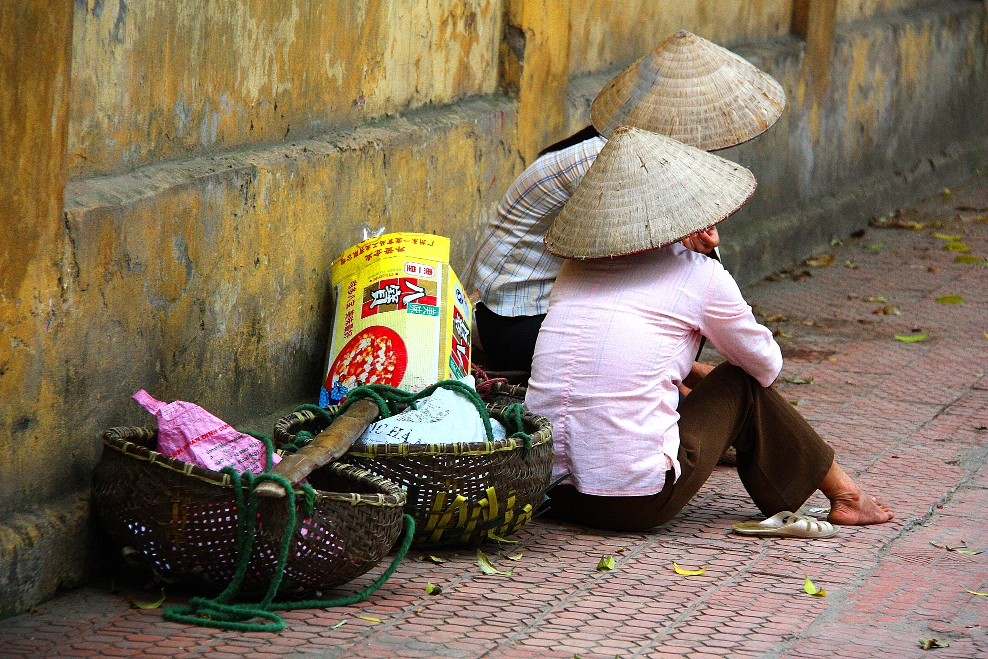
[91,427,406,594]
[274,403,553,547]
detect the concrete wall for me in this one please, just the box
[0,0,80,618]
[70,0,504,178]
[568,0,795,74]
[2,0,987,617]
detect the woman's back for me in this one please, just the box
[526,244,781,497]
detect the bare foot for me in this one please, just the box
[828,492,894,526]
[818,460,894,526]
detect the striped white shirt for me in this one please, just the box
[467,136,607,316]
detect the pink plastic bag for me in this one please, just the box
[133,390,279,474]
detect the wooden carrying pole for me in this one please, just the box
[254,399,381,498]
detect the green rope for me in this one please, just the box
[502,402,532,457]
[298,380,497,444]
[162,465,415,632]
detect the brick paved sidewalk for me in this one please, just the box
[2,175,987,659]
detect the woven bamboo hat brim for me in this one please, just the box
[545,126,756,260]
[591,31,786,150]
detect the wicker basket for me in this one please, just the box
[91,427,407,594]
[274,403,552,547]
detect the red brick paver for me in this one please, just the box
[2,175,987,658]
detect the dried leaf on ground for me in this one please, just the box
[934,232,963,241]
[673,562,706,576]
[865,243,884,251]
[845,260,859,269]
[332,620,347,629]
[784,377,814,385]
[420,555,445,564]
[864,295,888,303]
[789,400,800,406]
[597,555,616,571]
[774,330,793,339]
[425,582,442,595]
[806,254,835,267]
[128,589,166,610]
[487,532,518,544]
[895,332,929,343]
[930,542,981,554]
[477,549,513,575]
[954,254,985,264]
[357,616,382,623]
[803,576,826,597]
[873,304,901,315]
[936,295,965,304]
[943,242,970,252]
[919,638,949,650]
[764,313,787,323]
[505,552,524,561]
[967,590,988,596]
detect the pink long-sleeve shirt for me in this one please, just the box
[525,244,782,496]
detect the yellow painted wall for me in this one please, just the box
[5,100,520,511]
[837,0,931,23]
[568,0,794,75]
[69,0,504,178]
[0,1,74,511]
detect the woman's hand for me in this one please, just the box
[681,227,720,255]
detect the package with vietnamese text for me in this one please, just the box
[320,232,472,406]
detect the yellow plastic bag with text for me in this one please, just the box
[319,232,472,406]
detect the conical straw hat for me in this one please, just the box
[591,31,786,150]
[545,126,756,259]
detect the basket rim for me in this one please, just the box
[274,402,552,457]
[100,427,407,507]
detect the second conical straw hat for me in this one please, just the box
[545,126,756,259]
[591,31,786,150]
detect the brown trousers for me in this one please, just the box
[546,362,835,532]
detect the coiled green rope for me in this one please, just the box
[162,442,415,631]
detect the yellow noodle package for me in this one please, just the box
[320,232,472,406]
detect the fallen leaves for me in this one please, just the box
[967,590,988,597]
[873,304,901,315]
[935,295,965,304]
[505,552,524,561]
[919,638,949,650]
[487,532,518,544]
[930,541,982,555]
[596,555,616,572]
[943,241,970,253]
[803,576,826,598]
[895,332,929,343]
[933,232,962,241]
[357,616,382,623]
[784,377,814,385]
[863,295,888,303]
[864,243,884,251]
[764,313,787,323]
[128,589,166,610]
[420,554,445,565]
[805,254,835,267]
[955,255,986,264]
[332,620,347,629]
[425,582,442,595]
[477,549,513,575]
[672,562,706,576]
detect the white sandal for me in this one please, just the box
[732,511,839,539]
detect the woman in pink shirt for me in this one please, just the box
[526,127,893,533]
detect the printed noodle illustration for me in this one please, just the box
[326,326,409,402]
